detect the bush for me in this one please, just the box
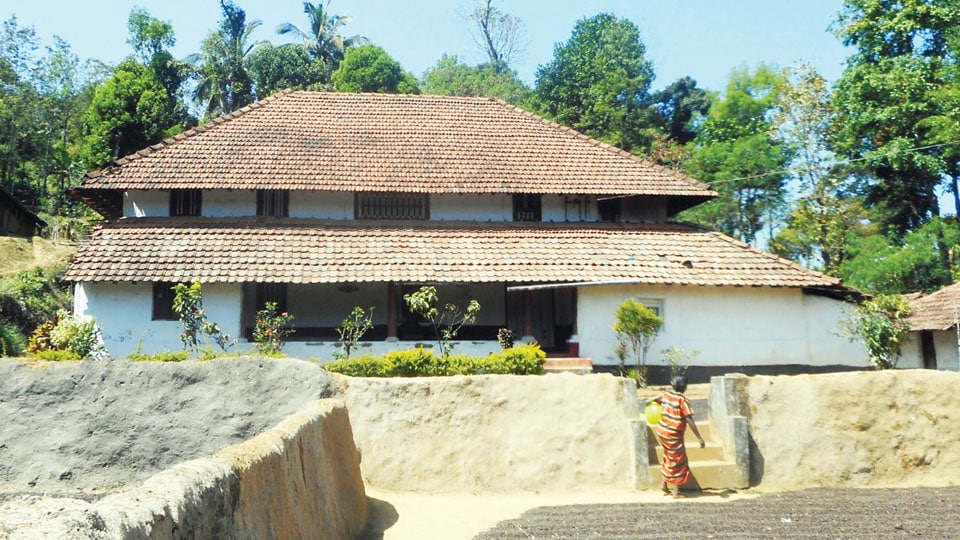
[325,343,546,377]
[127,350,190,362]
[30,349,81,362]
[0,320,26,356]
[49,310,102,359]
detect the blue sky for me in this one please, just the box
[6,0,851,92]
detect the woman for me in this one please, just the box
[653,375,705,497]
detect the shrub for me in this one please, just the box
[31,349,81,361]
[173,282,234,353]
[403,286,480,357]
[49,310,103,359]
[325,343,546,377]
[127,350,190,362]
[253,301,295,355]
[334,306,373,360]
[26,319,57,354]
[613,299,663,384]
[0,320,26,356]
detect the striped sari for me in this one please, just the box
[655,390,693,485]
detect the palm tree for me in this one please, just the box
[277,1,366,74]
[192,0,266,117]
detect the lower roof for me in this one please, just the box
[64,217,845,290]
[907,282,960,331]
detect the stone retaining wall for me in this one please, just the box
[0,399,368,539]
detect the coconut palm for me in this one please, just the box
[192,0,267,117]
[277,1,366,74]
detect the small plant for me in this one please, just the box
[173,282,234,354]
[26,318,57,354]
[840,294,911,369]
[0,320,26,357]
[497,328,515,350]
[31,349,81,362]
[127,350,190,362]
[613,299,663,385]
[49,310,104,359]
[662,346,698,378]
[403,286,481,357]
[334,306,374,360]
[253,301,296,355]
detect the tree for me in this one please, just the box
[613,299,663,384]
[534,13,655,151]
[831,0,960,234]
[247,43,329,97]
[681,65,791,245]
[466,0,526,73]
[277,1,365,75]
[650,76,711,146]
[768,65,869,275]
[420,54,533,107]
[193,0,265,117]
[332,44,419,94]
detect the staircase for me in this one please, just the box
[542,357,593,374]
[645,420,744,490]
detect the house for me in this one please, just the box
[66,90,866,373]
[0,186,46,238]
[902,283,960,370]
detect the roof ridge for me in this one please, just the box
[84,89,297,181]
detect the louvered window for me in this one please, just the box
[257,190,289,217]
[255,283,288,314]
[513,194,542,222]
[355,192,428,220]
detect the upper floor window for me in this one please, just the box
[513,194,542,222]
[356,192,428,220]
[170,189,202,217]
[256,282,288,314]
[257,190,289,217]
[598,197,620,222]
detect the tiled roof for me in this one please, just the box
[907,282,960,331]
[64,218,843,289]
[76,91,714,199]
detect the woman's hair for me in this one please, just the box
[671,375,688,393]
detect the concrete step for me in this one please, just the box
[543,357,593,374]
[647,459,741,491]
[645,422,713,443]
[654,444,724,462]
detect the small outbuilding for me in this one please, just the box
[903,283,960,370]
[0,186,45,238]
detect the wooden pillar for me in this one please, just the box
[387,283,399,339]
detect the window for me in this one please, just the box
[170,189,202,216]
[637,298,663,319]
[513,194,542,222]
[598,198,620,222]
[255,283,288,313]
[152,282,177,320]
[257,190,289,217]
[355,192,428,220]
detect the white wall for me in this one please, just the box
[431,194,511,221]
[124,190,168,217]
[203,190,254,217]
[577,284,868,368]
[289,191,354,219]
[901,330,960,370]
[76,282,243,358]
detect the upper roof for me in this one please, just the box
[75,91,715,200]
[907,282,960,331]
[63,217,844,290]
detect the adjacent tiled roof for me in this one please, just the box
[907,282,960,331]
[76,91,715,199]
[64,218,843,290]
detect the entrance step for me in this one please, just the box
[543,357,593,374]
[646,421,741,491]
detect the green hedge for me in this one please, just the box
[326,343,546,377]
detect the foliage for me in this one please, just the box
[30,349,80,361]
[613,299,663,383]
[172,282,234,353]
[840,294,912,369]
[334,305,373,360]
[0,267,71,332]
[650,76,712,146]
[331,44,419,94]
[247,43,328,97]
[680,65,791,245]
[0,319,26,356]
[127,350,190,362]
[192,0,265,118]
[48,309,103,358]
[325,343,545,377]
[534,13,655,152]
[253,301,295,355]
[662,346,698,378]
[831,0,958,235]
[26,318,56,353]
[839,218,960,294]
[277,0,365,74]
[420,54,534,107]
[497,327,515,350]
[403,285,480,357]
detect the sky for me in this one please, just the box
[5,0,852,93]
